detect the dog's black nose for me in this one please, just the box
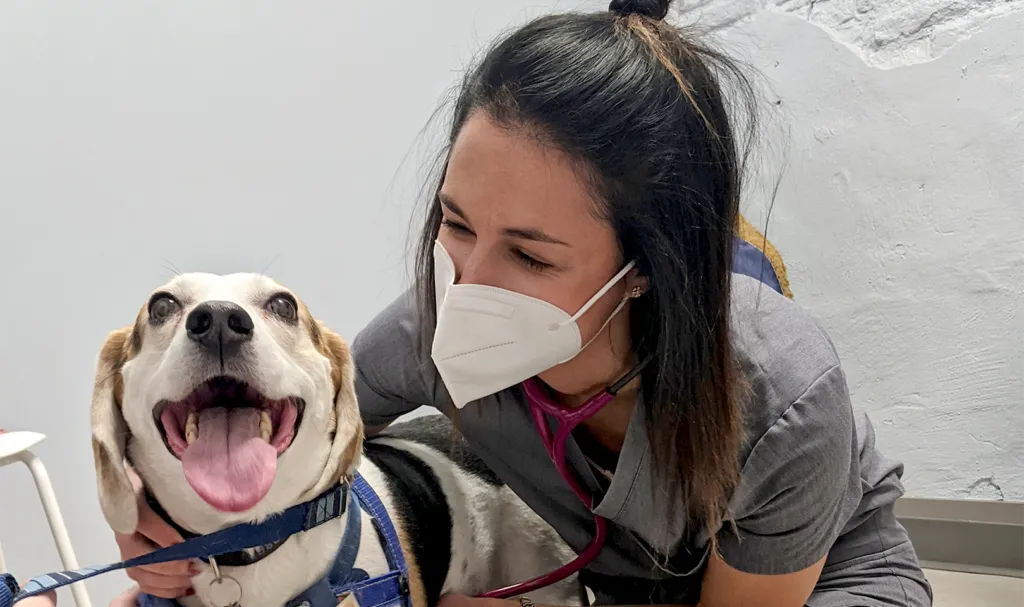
[186,301,254,357]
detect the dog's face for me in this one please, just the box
[91,273,363,535]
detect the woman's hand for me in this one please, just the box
[108,586,142,607]
[114,468,194,599]
[7,587,139,607]
[9,590,57,607]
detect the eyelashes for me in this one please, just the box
[440,217,470,234]
[440,218,554,272]
[513,249,551,270]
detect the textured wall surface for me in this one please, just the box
[691,0,1023,500]
[693,0,1024,68]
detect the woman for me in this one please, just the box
[115,1,932,605]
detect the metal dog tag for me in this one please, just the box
[206,557,242,607]
[207,576,242,607]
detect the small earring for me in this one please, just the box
[630,286,644,298]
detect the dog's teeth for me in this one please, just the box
[259,410,272,442]
[185,411,198,445]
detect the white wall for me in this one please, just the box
[701,0,1024,502]
[0,1,553,602]
[0,1,1020,605]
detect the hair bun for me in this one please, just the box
[608,0,671,20]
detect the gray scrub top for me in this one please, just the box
[351,274,929,605]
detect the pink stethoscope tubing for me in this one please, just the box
[479,360,649,600]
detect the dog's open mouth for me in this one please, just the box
[154,376,305,513]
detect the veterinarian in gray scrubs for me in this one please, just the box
[354,1,933,605]
[117,1,932,606]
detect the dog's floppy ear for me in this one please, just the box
[311,321,364,489]
[90,326,139,535]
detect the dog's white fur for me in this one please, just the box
[91,273,582,607]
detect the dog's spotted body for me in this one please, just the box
[90,273,583,607]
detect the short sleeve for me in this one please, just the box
[717,364,861,575]
[351,290,445,426]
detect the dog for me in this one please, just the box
[90,272,584,607]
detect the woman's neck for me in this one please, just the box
[581,377,639,454]
[554,371,641,455]
[544,314,641,453]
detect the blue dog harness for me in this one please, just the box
[4,474,410,607]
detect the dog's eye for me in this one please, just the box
[266,294,298,322]
[148,293,180,324]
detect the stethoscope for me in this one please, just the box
[479,358,652,599]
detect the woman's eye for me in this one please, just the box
[266,294,298,322]
[148,293,180,324]
[514,250,552,271]
[440,218,473,235]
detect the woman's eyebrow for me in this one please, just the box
[438,193,469,221]
[504,227,569,246]
[440,191,569,246]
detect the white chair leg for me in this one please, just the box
[18,452,94,607]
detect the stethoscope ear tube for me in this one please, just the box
[607,355,653,395]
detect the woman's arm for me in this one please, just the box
[350,292,439,432]
[437,553,825,607]
[697,552,826,607]
[698,364,856,607]
[437,595,697,607]
[435,552,825,607]
[364,423,393,438]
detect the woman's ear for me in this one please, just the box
[626,269,649,298]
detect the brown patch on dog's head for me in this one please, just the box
[90,309,145,534]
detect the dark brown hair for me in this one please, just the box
[414,0,758,546]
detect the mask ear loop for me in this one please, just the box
[574,292,631,352]
[561,260,638,327]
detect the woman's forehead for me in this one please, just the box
[443,112,613,246]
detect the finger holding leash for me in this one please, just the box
[3,589,56,607]
[2,576,142,607]
[115,468,195,599]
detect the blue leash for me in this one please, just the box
[6,474,410,607]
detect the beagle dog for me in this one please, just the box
[90,272,583,607]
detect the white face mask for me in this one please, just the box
[430,240,636,408]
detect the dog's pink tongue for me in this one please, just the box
[182,407,276,512]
